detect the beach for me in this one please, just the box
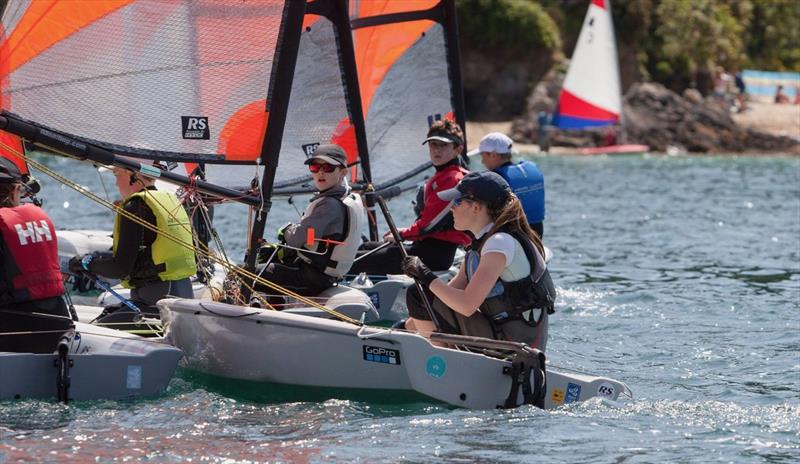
[467,100,800,153]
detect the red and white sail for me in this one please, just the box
[555,0,621,129]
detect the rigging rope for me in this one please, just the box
[1,141,360,325]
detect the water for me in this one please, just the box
[3,153,799,463]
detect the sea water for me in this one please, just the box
[1,153,798,463]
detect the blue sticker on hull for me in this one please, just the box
[426,356,446,378]
[565,382,582,404]
[366,292,380,309]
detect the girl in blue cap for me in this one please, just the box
[401,171,556,350]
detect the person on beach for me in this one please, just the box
[349,119,471,275]
[0,158,73,353]
[253,144,364,298]
[399,171,556,351]
[774,85,790,104]
[478,132,546,238]
[69,163,197,318]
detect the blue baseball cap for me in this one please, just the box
[437,171,512,210]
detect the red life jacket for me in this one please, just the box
[401,163,472,246]
[0,204,64,305]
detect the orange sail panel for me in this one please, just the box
[1,0,285,173]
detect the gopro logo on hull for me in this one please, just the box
[182,116,209,139]
[363,345,401,365]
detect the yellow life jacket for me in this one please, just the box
[113,190,197,287]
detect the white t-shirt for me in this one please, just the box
[475,223,531,281]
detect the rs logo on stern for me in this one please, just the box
[362,345,401,365]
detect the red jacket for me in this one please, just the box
[0,204,64,305]
[401,163,471,246]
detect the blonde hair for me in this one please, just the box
[484,193,545,257]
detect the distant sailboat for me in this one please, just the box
[553,0,648,155]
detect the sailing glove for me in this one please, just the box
[401,256,436,287]
[277,223,291,243]
[68,253,95,274]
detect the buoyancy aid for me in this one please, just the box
[464,227,556,343]
[299,189,365,279]
[495,161,545,224]
[113,190,196,288]
[0,204,64,305]
[402,161,471,246]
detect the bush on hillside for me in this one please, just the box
[457,0,561,56]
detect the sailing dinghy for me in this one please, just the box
[1,0,631,409]
[552,0,648,155]
[1,320,181,402]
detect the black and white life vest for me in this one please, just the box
[465,227,556,345]
[299,190,365,279]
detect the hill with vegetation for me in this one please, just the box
[457,0,800,120]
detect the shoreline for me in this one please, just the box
[466,100,800,155]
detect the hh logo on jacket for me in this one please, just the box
[15,220,53,245]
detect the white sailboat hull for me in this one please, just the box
[160,298,630,409]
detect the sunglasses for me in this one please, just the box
[308,163,338,173]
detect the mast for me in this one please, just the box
[441,0,469,161]
[308,0,376,238]
[244,0,307,271]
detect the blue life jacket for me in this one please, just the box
[495,161,545,224]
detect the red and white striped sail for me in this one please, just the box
[555,0,621,129]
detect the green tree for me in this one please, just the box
[655,0,745,84]
[457,0,561,55]
[746,0,800,70]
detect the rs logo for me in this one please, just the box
[186,117,207,130]
[15,220,53,245]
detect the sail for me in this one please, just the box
[0,1,290,187]
[554,0,621,129]
[350,0,465,186]
[274,13,356,185]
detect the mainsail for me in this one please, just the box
[0,0,467,258]
[554,0,621,129]
[351,0,466,185]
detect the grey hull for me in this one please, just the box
[1,321,182,401]
[160,298,630,409]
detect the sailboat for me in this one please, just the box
[1,0,630,409]
[553,0,648,155]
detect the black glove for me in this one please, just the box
[401,255,436,287]
[68,255,87,274]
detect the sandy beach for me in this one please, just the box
[467,100,800,153]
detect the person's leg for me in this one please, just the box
[0,299,74,353]
[408,239,458,272]
[348,243,404,275]
[405,285,461,335]
[165,278,194,299]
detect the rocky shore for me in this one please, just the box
[504,77,799,155]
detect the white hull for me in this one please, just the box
[1,321,181,401]
[160,298,630,409]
